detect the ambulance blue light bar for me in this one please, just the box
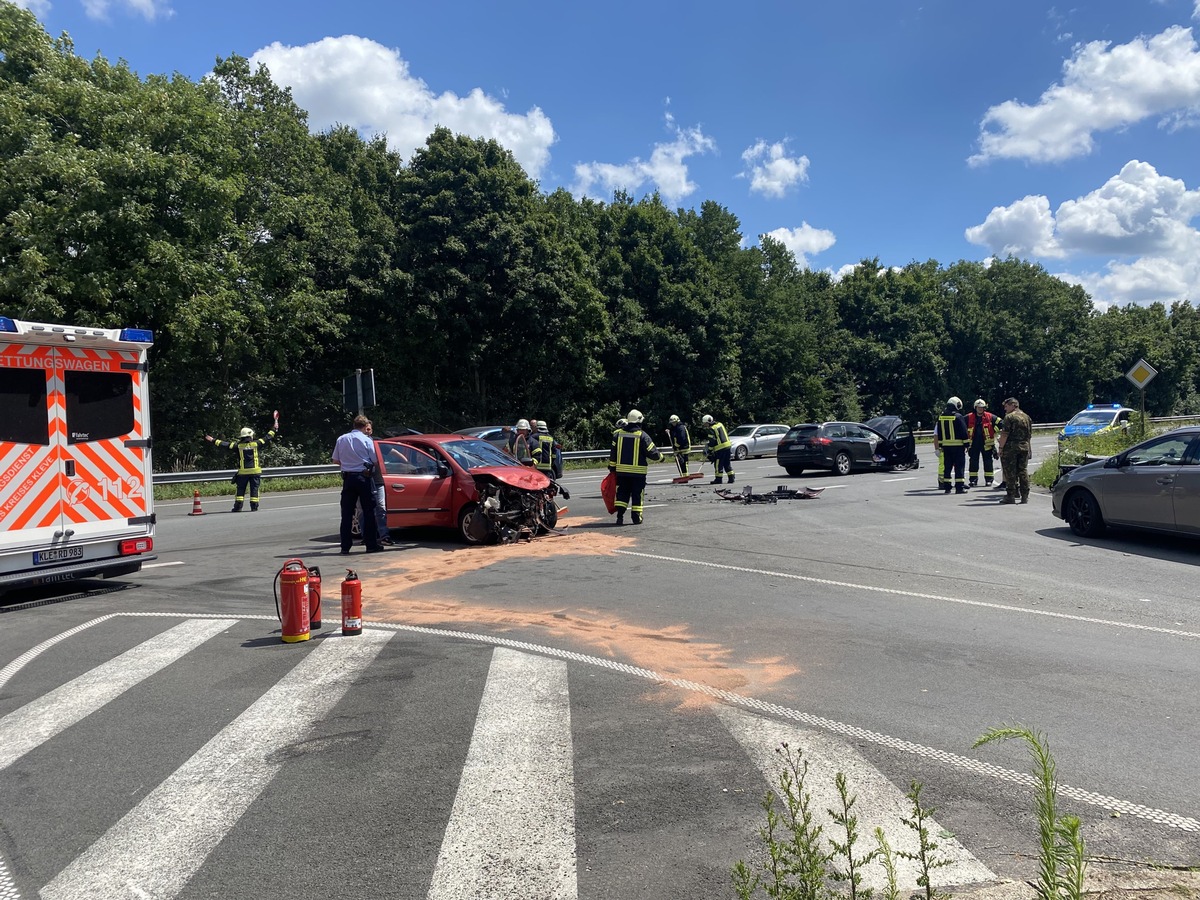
[119,328,154,343]
[0,317,17,333]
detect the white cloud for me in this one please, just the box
[571,114,716,206]
[964,194,1064,258]
[250,36,556,179]
[1055,253,1200,307]
[763,223,836,269]
[969,25,1200,165]
[11,0,52,14]
[966,160,1200,306]
[739,140,810,198]
[81,0,171,20]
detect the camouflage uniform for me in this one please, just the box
[998,403,1032,503]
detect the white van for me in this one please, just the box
[1,317,156,593]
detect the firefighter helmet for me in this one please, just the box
[239,427,255,439]
[627,409,644,424]
[537,420,549,432]
[616,418,628,428]
[702,414,714,425]
[974,399,987,409]
[668,414,680,425]
[948,396,962,410]
[516,418,531,431]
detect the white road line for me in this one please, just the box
[427,648,576,900]
[881,476,918,483]
[142,561,184,569]
[715,705,994,890]
[0,619,234,772]
[615,549,1200,640]
[40,630,391,900]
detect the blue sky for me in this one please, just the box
[12,0,1200,309]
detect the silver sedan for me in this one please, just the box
[1051,426,1200,538]
[728,423,790,460]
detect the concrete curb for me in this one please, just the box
[951,870,1200,900]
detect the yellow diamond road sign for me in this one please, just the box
[1126,358,1158,390]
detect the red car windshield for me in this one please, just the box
[440,439,521,470]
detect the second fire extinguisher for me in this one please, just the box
[307,565,322,629]
[341,569,362,636]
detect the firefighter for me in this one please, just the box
[666,414,691,476]
[531,420,563,478]
[932,397,968,494]
[966,399,998,487]
[608,409,662,525]
[205,410,280,512]
[702,414,734,484]
[505,418,535,465]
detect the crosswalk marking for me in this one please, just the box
[715,705,995,890]
[427,647,577,900]
[39,629,391,900]
[0,618,234,772]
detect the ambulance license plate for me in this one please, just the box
[34,547,84,564]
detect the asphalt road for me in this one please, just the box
[0,439,1197,899]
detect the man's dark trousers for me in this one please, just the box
[340,472,380,551]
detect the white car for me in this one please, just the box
[728,424,791,460]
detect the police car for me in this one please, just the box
[1057,403,1134,442]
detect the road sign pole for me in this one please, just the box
[356,368,364,416]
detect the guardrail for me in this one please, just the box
[153,449,620,485]
[154,417,1200,485]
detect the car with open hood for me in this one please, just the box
[776,417,919,477]
[371,434,566,544]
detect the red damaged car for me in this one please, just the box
[370,435,567,544]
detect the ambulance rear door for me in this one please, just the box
[59,341,154,544]
[0,342,63,552]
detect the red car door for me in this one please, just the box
[376,441,458,528]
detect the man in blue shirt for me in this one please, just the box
[331,415,384,554]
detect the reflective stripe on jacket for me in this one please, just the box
[610,427,662,474]
[668,422,690,452]
[937,415,966,448]
[708,422,731,451]
[215,430,276,474]
[532,433,556,473]
[966,412,997,449]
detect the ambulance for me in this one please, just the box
[1,317,156,593]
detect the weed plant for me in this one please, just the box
[733,746,949,900]
[973,726,1086,900]
[735,725,1086,900]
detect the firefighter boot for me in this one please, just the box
[631,512,642,525]
[231,501,243,513]
[616,510,625,526]
[710,477,724,485]
[729,474,735,484]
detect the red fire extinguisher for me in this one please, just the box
[307,565,322,629]
[341,569,362,636]
[275,558,311,643]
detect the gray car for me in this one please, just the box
[1051,426,1200,538]
[728,423,790,460]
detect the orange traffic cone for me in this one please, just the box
[187,489,205,516]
